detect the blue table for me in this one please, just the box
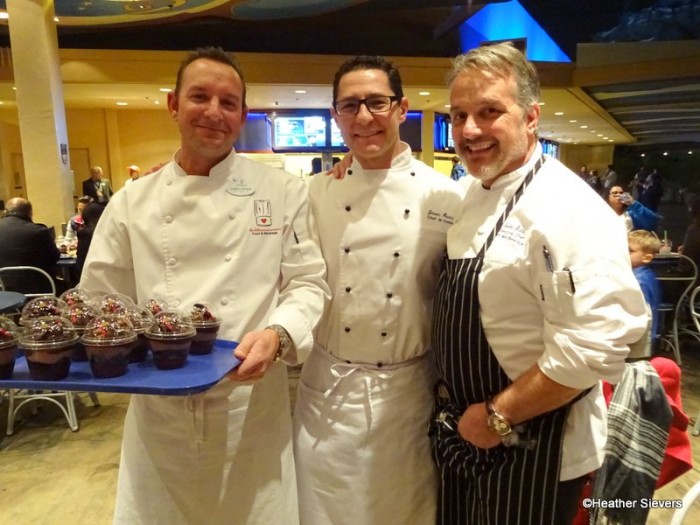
[0,291,25,313]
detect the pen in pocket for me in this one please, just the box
[564,267,576,294]
[542,245,554,272]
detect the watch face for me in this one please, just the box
[488,415,512,436]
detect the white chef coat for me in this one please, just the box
[80,149,329,525]
[294,144,465,524]
[447,145,648,481]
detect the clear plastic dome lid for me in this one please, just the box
[18,315,79,349]
[0,315,20,348]
[81,314,138,346]
[121,305,155,333]
[59,288,93,307]
[144,297,169,316]
[145,310,196,339]
[63,303,100,330]
[96,293,136,314]
[189,302,220,327]
[20,296,67,326]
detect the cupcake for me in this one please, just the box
[20,296,67,326]
[81,314,137,379]
[19,316,78,381]
[189,302,221,355]
[145,310,196,370]
[144,298,169,316]
[59,288,92,307]
[121,305,155,363]
[63,303,100,362]
[0,316,20,379]
[96,293,135,315]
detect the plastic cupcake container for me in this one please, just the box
[0,316,20,379]
[81,314,137,378]
[188,302,221,355]
[19,316,78,381]
[145,310,196,370]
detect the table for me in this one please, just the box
[0,291,26,313]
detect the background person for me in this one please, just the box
[124,165,140,185]
[294,55,464,525]
[80,47,329,525]
[429,42,647,524]
[63,195,94,248]
[75,202,104,278]
[81,166,113,206]
[0,197,60,294]
[450,155,466,181]
[606,185,660,232]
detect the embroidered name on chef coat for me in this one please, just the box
[496,221,526,247]
[426,210,455,225]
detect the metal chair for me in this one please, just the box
[0,266,99,435]
[671,478,700,524]
[652,254,698,366]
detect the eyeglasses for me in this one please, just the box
[334,95,401,117]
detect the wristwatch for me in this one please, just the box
[486,398,513,437]
[265,324,291,362]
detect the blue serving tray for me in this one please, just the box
[0,339,240,396]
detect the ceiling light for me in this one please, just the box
[603,137,608,140]
[580,125,588,129]
[597,134,603,137]
[116,102,128,106]
[12,86,16,91]
[608,139,614,142]
[663,151,668,156]
[554,112,564,116]
[159,88,172,93]
[444,104,450,108]
[419,91,431,96]
[641,153,646,157]
[539,102,546,106]
[0,12,8,20]
[154,100,160,105]
[294,90,307,94]
[53,17,59,22]
[568,120,577,123]
[0,101,4,105]
[689,151,693,155]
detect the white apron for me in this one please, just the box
[294,348,438,525]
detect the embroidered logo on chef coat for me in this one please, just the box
[254,200,272,226]
[426,209,455,225]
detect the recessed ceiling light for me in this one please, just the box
[663,151,668,156]
[608,139,614,142]
[116,102,128,106]
[444,104,450,108]
[0,12,8,20]
[295,90,306,94]
[597,134,603,137]
[0,101,4,105]
[53,17,59,22]
[419,91,431,96]
[159,88,172,93]
[603,137,608,140]
[539,102,546,106]
[154,100,160,105]
[568,120,577,123]
[12,86,16,91]
[554,111,564,116]
[641,153,646,157]
[689,151,694,155]
[589,130,596,133]
[580,125,588,129]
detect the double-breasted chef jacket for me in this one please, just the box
[294,144,466,525]
[80,149,330,525]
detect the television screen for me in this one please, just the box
[330,119,346,148]
[272,115,326,150]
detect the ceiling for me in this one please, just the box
[0,0,698,148]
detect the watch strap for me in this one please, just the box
[266,324,291,362]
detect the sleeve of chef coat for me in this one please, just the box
[266,175,330,365]
[78,189,137,301]
[530,214,648,389]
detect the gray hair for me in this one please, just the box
[447,42,540,115]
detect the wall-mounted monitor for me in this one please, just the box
[434,113,454,153]
[268,110,348,153]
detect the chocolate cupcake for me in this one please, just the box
[0,316,20,379]
[189,303,221,355]
[19,296,67,326]
[121,305,155,363]
[59,288,92,307]
[96,293,135,315]
[81,315,137,379]
[144,298,169,316]
[19,316,78,381]
[145,310,196,370]
[63,303,100,362]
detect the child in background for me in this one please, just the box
[628,229,662,358]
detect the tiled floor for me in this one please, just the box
[1,349,700,525]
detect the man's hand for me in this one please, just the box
[326,153,353,180]
[227,328,280,381]
[457,402,501,449]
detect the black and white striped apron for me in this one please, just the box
[429,157,574,524]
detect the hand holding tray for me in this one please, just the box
[1,339,241,396]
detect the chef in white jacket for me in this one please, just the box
[80,47,329,525]
[293,56,465,525]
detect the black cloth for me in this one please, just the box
[0,214,60,294]
[76,228,94,278]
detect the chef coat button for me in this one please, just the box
[229,212,236,220]
[381,331,387,337]
[165,215,173,223]
[224,254,232,262]
[344,247,350,254]
[167,257,177,266]
[345,286,351,293]
[377,362,383,367]
[345,205,351,212]
[347,169,353,176]
[404,209,410,215]
[410,171,416,177]
[167,180,173,185]
[344,327,351,333]
[393,251,400,257]
[386,292,393,298]
[221,298,229,306]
